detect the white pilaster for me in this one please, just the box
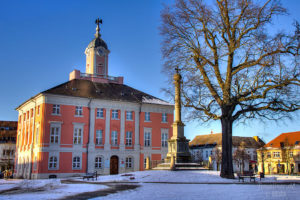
[104,108,111,150]
[87,106,95,173]
[120,109,125,150]
[134,109,140,150]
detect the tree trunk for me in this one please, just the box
[220,117,235,179]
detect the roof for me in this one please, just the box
[29,79,172,106]
[87,37,108,50]
[0,121,17,137]
[189,133,265,148]
[264,131,300,148]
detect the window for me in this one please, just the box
[50,126,60,144]
[37,105,40,115]
[111,131,118,146]
[145,112,150,121]
[126,111,133,120]
[52,105,60,115]
[75,106,83,116]
[33,156,37,170]
[126,131,132,146]
[289,152,293,158]
[161,132,168,147]
[96,130,103,145]
[267,152,271,158]
[126,157,133,168]
[253,154,257,160]
[112,110,118,119]
[144,131,151,147]
[72,156,81,169]
[95,156,102,168]
[35,126,39,144]
[144,158,147,169]
[273,152,280,158]
[73,127,82,144]
[96,108,104,118]
[49,156,57,169]
[162,113,167,123]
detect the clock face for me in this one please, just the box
[97,48,104,56]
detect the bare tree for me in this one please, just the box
[280,137,294,174]
[211,146,222,171]
[161,0,300,178]
[233,142,250,173]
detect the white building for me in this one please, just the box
[189,133,265,172]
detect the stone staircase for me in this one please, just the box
[153,162,206,170]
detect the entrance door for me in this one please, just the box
[110,156,119,175]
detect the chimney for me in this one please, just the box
[253,136,259,142]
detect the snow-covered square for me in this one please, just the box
[1,170,299,200]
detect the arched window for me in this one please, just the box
[95,156,102,169]
[72,156,80,169]
[49,156,57,169]
[126,157,133,169]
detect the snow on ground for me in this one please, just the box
[81,170,280,183]
[93,183,300,200]
[1,170,300,200]
[0,179,108,200]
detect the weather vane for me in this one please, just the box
[175,66,180,74]
[95,18,103,38]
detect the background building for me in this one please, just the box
[257,131,300,174]
[0,121,17,173]
[14,21,173,179]
[189,133,264,172]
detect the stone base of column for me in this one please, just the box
[164,137,191,163]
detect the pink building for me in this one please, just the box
[14,21,173,179]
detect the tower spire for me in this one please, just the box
[95,18,102,38]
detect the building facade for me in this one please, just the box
[14,21,173,179]
[189,133,264,172]
[0,121,17,173]
[257,131,300,174]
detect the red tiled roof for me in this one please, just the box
[264,131,300,148]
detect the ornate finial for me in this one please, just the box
[95,18,103,38]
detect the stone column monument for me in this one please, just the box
[165,67,191,163]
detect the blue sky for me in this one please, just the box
[0,0,299,143]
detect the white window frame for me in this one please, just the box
[73,125,83,145]
[48,156,58,170]
[145,112,150,122]
[95,156,103,169]
[50,124,60,144]
[96,130,103,145]
[112,110,119,119]
[144,128,151,147]
[161,129,168,148]
[96,108,104,118]
[162,113,167,123]
[75,106,83,116]
[52,104,60,115]
[72,156,81,169]
[126,157,133,169]
[126,111,133,120]
[126,131,132,146]
[111,130,118,146]
[273,152,280,158]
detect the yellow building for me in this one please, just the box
[257,131,300,174]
